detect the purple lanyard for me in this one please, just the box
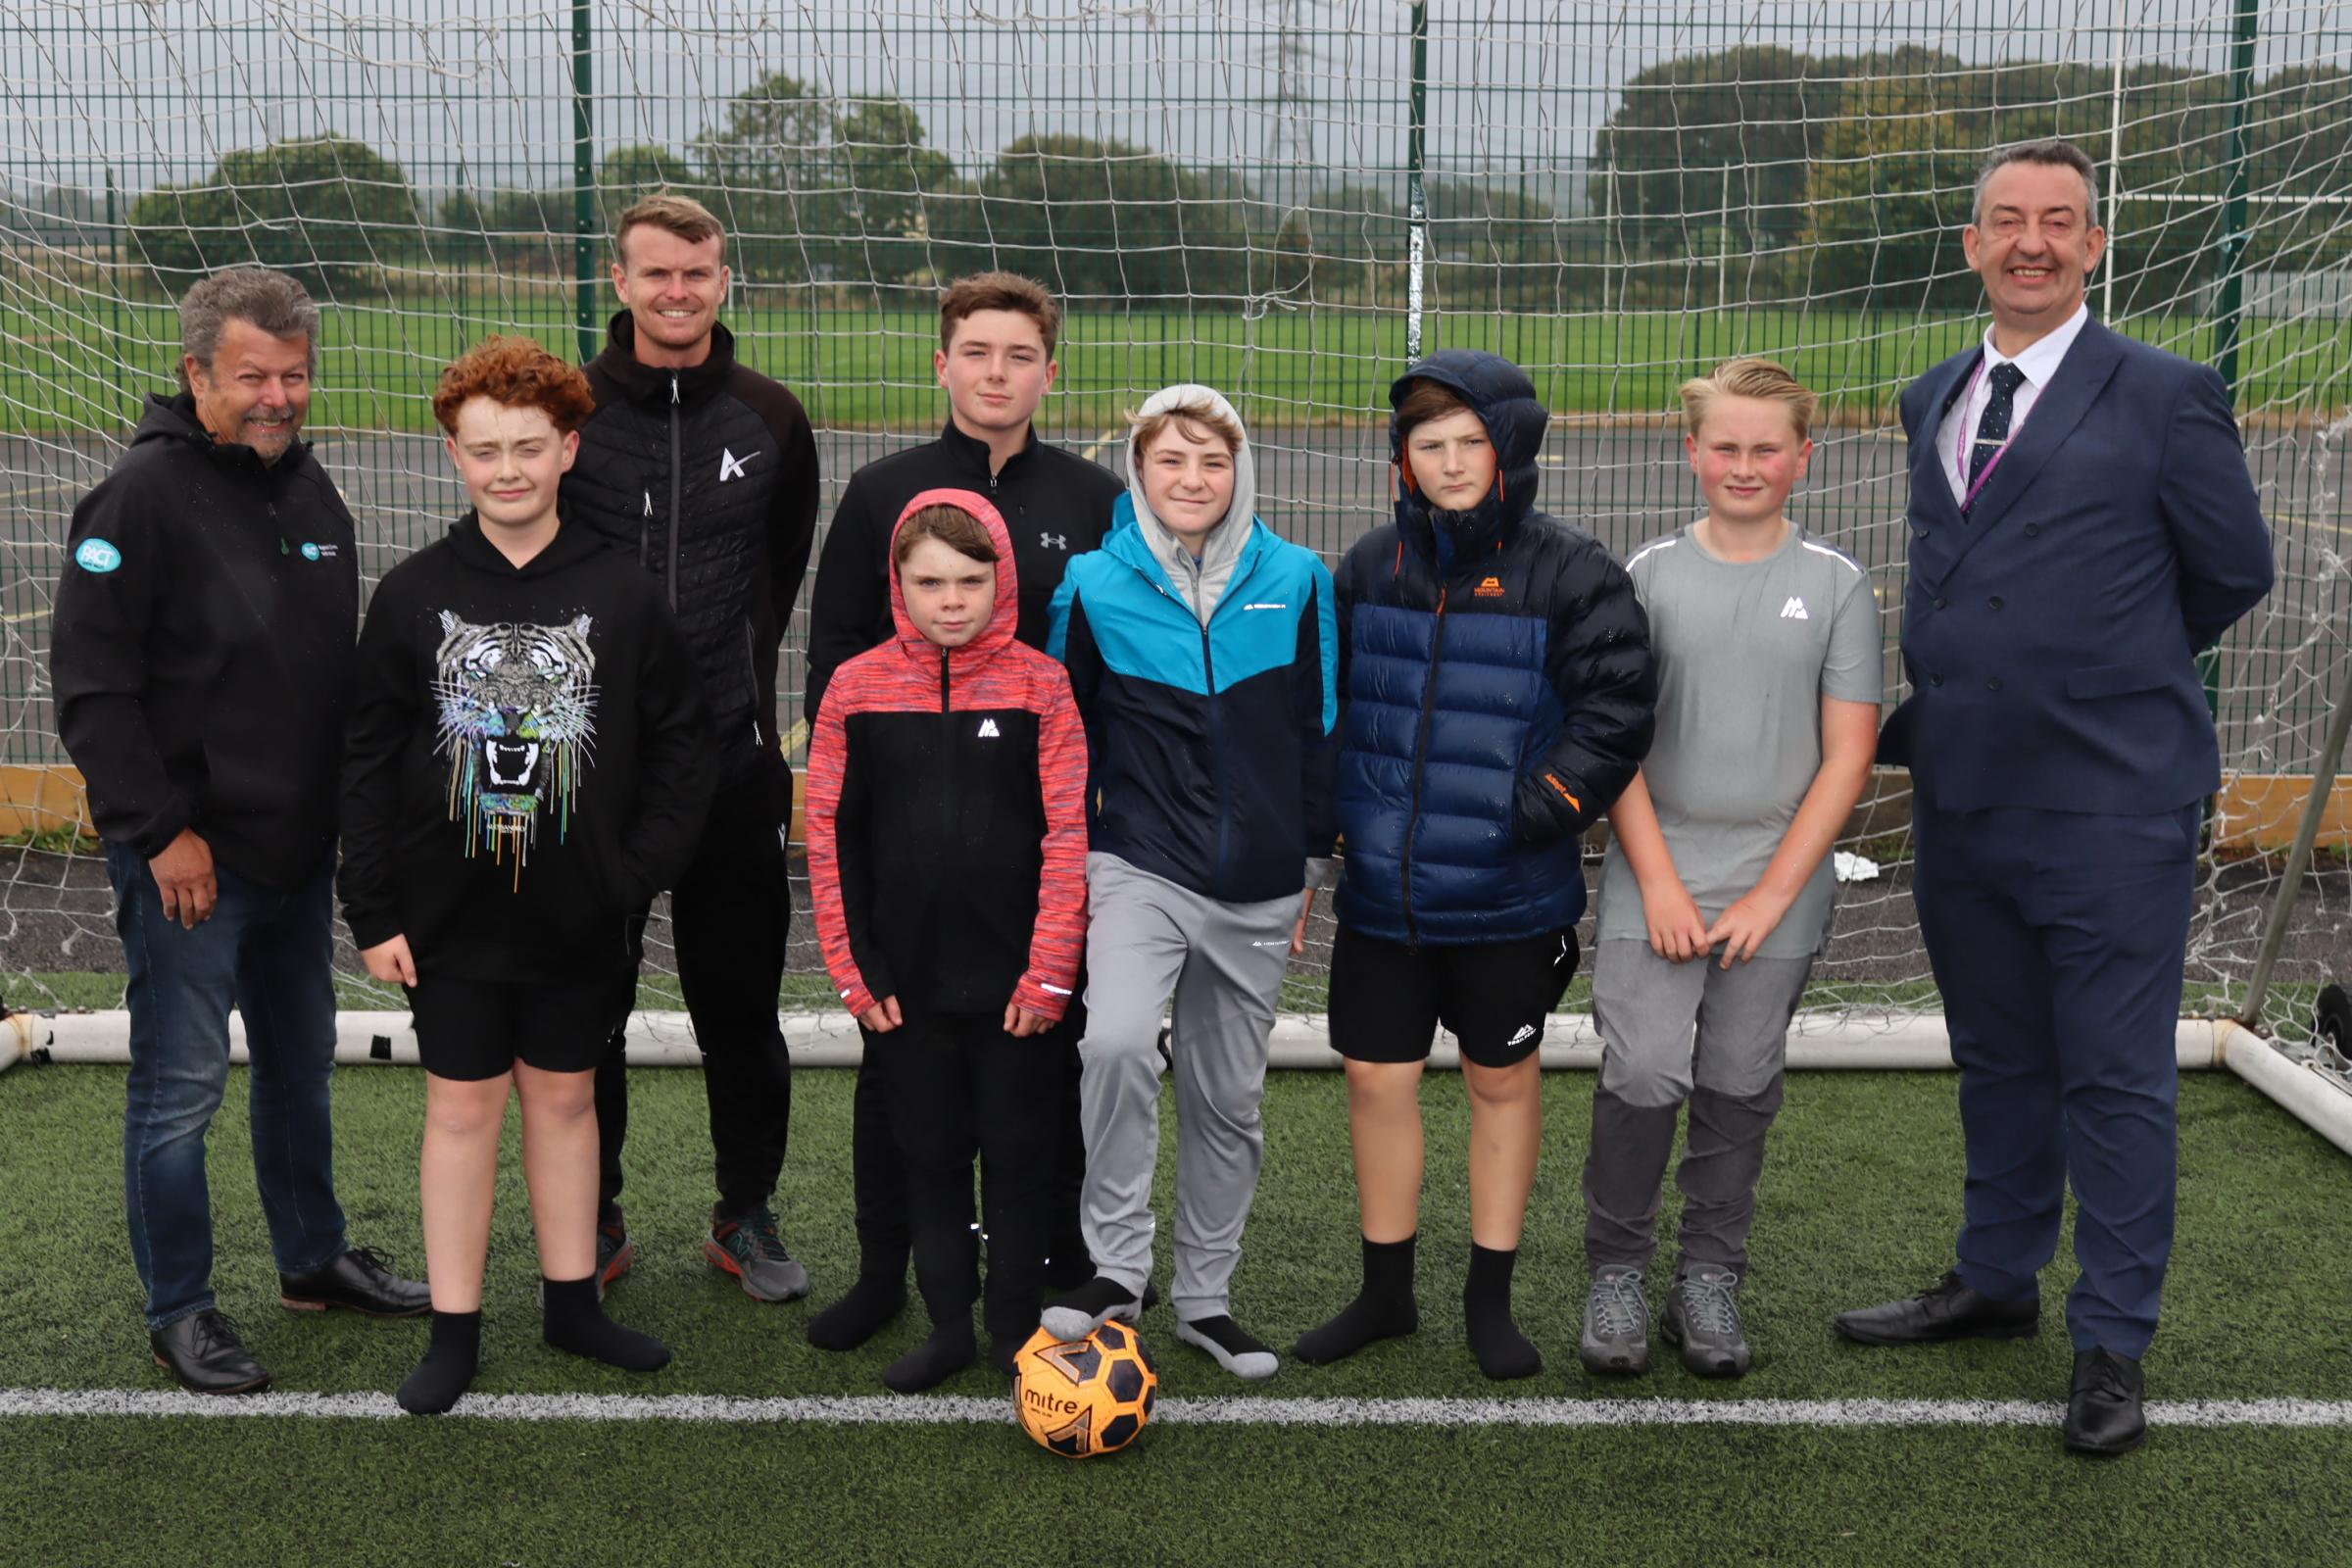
[1956,350,2030,514]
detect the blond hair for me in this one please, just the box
[614,192,724,267]
[1131,398,1244,460]
[1678,357,1818,442]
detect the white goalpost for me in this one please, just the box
[0,3,2345,1143]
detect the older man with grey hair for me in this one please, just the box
[52,266,426,1396]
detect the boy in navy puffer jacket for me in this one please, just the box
[1295,352,1655,1381]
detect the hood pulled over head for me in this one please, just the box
[887,486,1021,662]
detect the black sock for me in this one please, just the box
[541,1276,670,1372]
[990,1332,1024,1377]
[883,1318,977,1394]
[396,1309,481,1416]
[1044,1245,1095,1294]
[1294,1235,1420,1365]
[1463,1244,1542,1381]
[807,1270,909,1352]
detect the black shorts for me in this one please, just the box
[409,972,635,1082]
[1327,924,1580,1069]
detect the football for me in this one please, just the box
[1011,1321,1158,1457]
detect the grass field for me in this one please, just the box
[1,1059,2347,1564]
[5,300,2347,435]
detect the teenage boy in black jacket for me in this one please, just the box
[52,266,426,1397]
[342,336,713,1415]
[802,271,1123,1352]
[562,194,819,1304]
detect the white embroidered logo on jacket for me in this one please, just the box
[717,448,755,482]
[976,718,1002,739]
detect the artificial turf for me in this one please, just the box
[1,1062,2347,1565]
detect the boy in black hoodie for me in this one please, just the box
[340,337,714,1414]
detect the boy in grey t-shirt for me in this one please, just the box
[1580,359,1881,1380]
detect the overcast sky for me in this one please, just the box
[6,0,2344,196]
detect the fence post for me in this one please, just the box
[1404,1,1428,362]
[570,0,597,366]
[2211,0,2260,396]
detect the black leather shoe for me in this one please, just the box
[151,1308,270,1396]
[1833,1270,2039,1346]
[279,1246,430,1317]
[2064,1348,2147,1455]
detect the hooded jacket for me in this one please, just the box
[1334,351,1656,947]
[805,488,1088,1021]
[337,513,715,984]
[1047,386,1340,904]
[804,417,1124,723]
[52,392,359,890]
[564,313,819,787]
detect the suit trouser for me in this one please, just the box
[1078,854,1296,1321]
[868,1007,1066,1342]
[597,760,795,1222]
[1913,801,2198,1359]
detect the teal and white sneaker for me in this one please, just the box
[1579,1264,1651,1374]
[1662,1264,1751,1378]
[704,1207,810,1302]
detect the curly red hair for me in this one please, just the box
[432,334,596,435]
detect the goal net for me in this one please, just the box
[1,1,2345,1052]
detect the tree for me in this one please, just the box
[126,136,422,294]
[1801,73,1979,307]
[1592,46,1840,259]
[930,133,1250,304]
[692,71,955,288]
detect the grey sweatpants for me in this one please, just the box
[1077,853,1298,1321]
[1581,937,1813,1276]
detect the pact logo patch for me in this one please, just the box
[74,538,122,573]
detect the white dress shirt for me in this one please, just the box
[1940,302,2091,506]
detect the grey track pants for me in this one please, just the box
[1581,937,1813,1276]
[1077,853,1298,1321]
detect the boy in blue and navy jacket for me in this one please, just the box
[1296,351,1655,1382]
[1042,384,1339,1381]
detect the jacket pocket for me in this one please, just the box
[2065,662,2171,701]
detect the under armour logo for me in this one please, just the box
[976,717,1002,738]
[1040,532,1067,550]
[1507,1024,1538,1047]
[718,447,755,482]
[1779,596,1810,620]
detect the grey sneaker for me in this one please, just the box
[1579,1264,1651,1374]
[1662,1265,1751,1377]
[704,1207,811,1302]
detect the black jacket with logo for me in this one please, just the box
[338,514,714,984]
[52,392,359,890]
[564,314,818,786]
[803,419,1123,722]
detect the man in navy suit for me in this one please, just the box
[1833,140,2273,1455]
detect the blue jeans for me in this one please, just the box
[107,842,348,1329]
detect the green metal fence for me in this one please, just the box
[0,1,2344,1028]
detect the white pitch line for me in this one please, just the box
[3,1388,2349,1429]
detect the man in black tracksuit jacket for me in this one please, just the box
[51,267,426,1394]
[560,200,820,1302]
[802,274,1124,1351]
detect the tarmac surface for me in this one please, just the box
[2,419,2345,1018]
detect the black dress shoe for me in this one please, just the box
[279,1246,430,1317]
[151,1308,270,1396]
[2064,1348,2147,1455]
[1833,1270,2039,1346]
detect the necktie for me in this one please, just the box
[1967,362,2027,501]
